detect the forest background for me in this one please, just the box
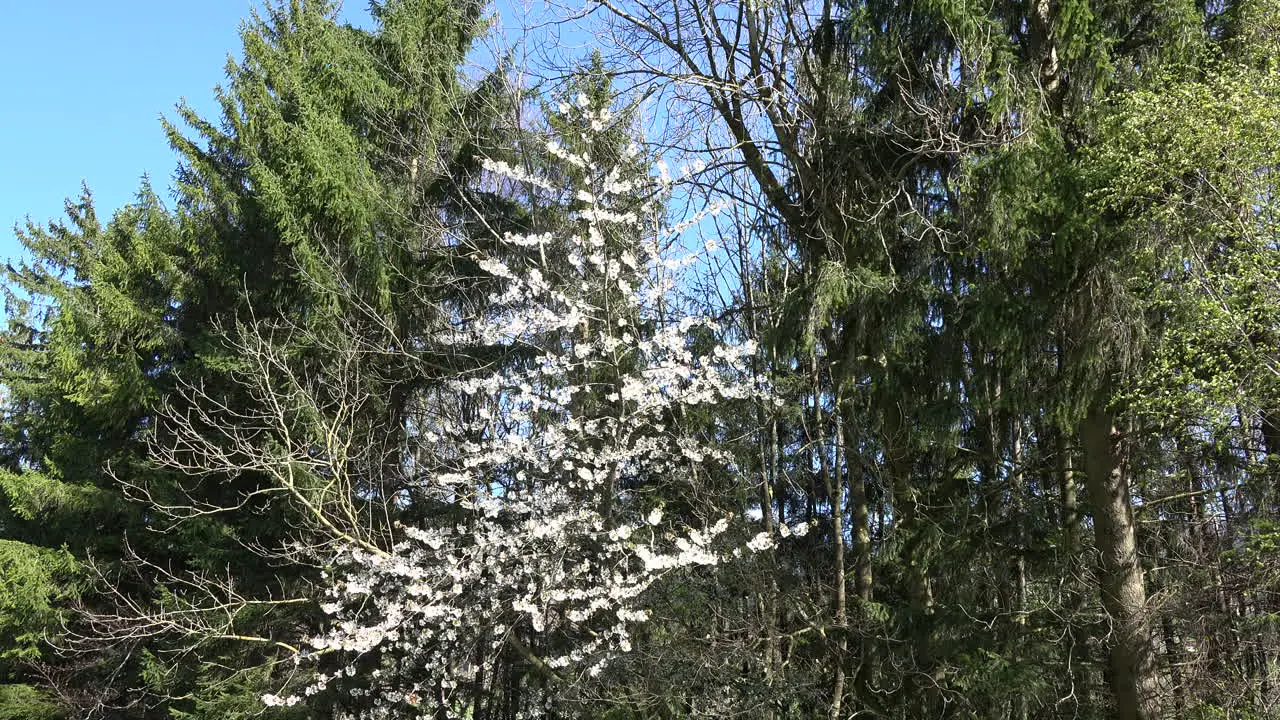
[3,0,1280,719]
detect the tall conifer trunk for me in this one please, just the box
[841,399,874,692]
[1080,406,1160,719]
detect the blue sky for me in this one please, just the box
[0,1,370,262]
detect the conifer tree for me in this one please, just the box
[0,1,507,716]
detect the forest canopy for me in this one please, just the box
[3,0,1280,718]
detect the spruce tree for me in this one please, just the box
[0,1,507,716]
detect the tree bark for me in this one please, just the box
[1057,424,1091,711]
[882,394,930,613]
[813,363,848,720]
[841,399,874,692]
[1080,406,1160,720]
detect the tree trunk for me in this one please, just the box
[1261,410,1280,515]
[1057,425,1091,711]
[1010,418,1028,720]
[841,400,874,692]
[882,395,930,613]
[813,368,848,720]
[1080,406,1160,719]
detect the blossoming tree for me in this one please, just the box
[101,97,802,718]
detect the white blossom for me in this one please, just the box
[270,116,776,719]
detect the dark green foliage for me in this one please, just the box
[0,0,506,716]
[0,542,76,662]
[0,685,63,720]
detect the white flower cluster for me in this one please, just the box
[267,113,779,718]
